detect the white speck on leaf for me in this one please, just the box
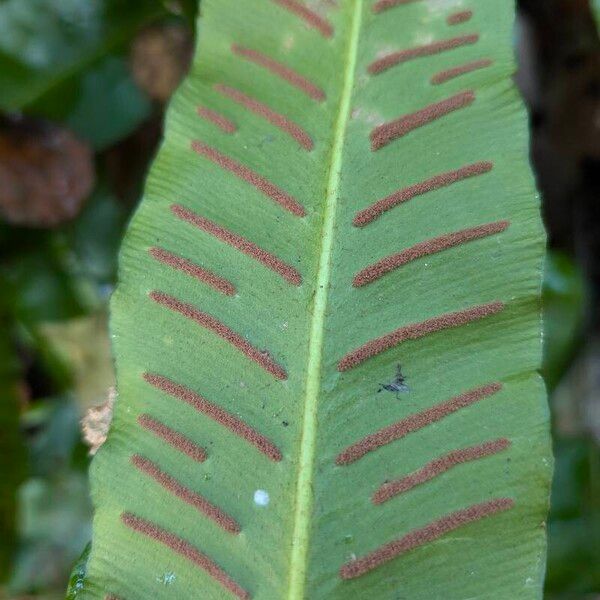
[283,34,295,51]
[375,44,397,60]
[157,572,176,585]
[427,0,464,15]
[254,489,270,506]
[351,108,384,126]
[412,32,434,46]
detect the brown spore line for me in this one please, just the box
[271,0,334,38]
[368,34,479,75]
[149,247,236,296]
[144,373,283,462]
[353,161,493,227]
[353,221,510,286]
[373,438,511,504]
[447,10,473,25]
[214,84,314,151]
[191,140,305,217]
[132,454,240,534]
[171,204,302,285]
[337,301,504,372]
[373,0,421,13]
[231,44,325,102]
[150,290,288,380]
[371,91,475,151]
[121,513,251,599]
[431,59,493,85]
[339,498,514,579]
[197,106,237,134]
[336,382,502,465]
[138,414,207,463]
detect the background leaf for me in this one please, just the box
[0,302,26,582]
[542,251,585,391]
[0,0,166,114]
[63,56,152,151]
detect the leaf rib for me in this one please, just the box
[372,0,421,13]
[171,203,303,284]
[370,91,476,150]
[352,221,510,287]
[336,382,503,465]
[121,513,250,599]
[447,10,473,25]
[338,302,504,371]
[339,498,514,579]
[144,373,283,461]
[353,161,494,227]
[231,44,326,102]
[190,141,306,216]
[368,34,480,74]
[131,455,241,533]
[214,83,314,150]
[272,0,334,38]
[149,247,236,296]
[431,59,494,85]
[287,3,363,598]
[150,291,288,380]
[372,438,511,504]
[138,414,208,463]
[197,106,238,133]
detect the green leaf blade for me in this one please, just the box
[83,1,551,599]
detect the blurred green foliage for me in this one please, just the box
[541,253,600,599]
[64,56,152,151]
[0,301,26,583]
[546,439,600,597]
[0,0,197,150]
[0,0,165,112]
[541,253,585,391]
[10,399,92,596]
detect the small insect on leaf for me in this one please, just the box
[377,364,410,398]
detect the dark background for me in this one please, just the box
[0,0,598,598]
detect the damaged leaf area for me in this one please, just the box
[82,388,116,456]
[83,1,550,599]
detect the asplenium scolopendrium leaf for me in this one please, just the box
[82,1,551,598]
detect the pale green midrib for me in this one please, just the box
[287,3,363,599]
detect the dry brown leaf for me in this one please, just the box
[130,24,193,102]
[0,116,94,228]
